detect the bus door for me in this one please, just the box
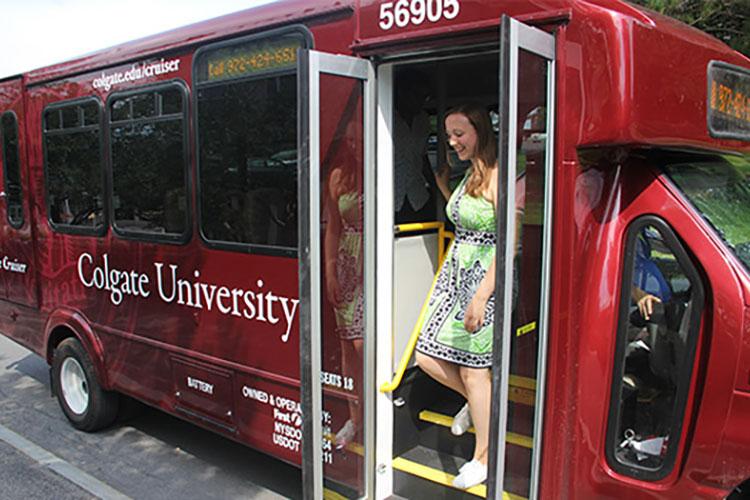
[298,49,376,499]
[489,16,555,500]
[0,80,39,310]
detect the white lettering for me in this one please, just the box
[187,376,214,395]
[91,57,182,91]
[216,286,232,314]
[78,253,94,287]
[378,0,460,31]
[241,386,269,403]
[75,254,298,342]
[2,256,28,274]
[279,297,299,343]
[76,253,151,305]
[155,262,177,302]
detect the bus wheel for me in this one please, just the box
[51,338,118,432]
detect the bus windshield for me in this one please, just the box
[664,153,750,273]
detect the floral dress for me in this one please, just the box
[416,175,497,368]
[333,191,364,340]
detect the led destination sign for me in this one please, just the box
[708,61,750,142]
[198,37,302,83]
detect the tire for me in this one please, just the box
[51,338,119,432]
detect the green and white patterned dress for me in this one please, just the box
[416,175,497,368]
[333,191,364,340]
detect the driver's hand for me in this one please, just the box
[637,294,661,321]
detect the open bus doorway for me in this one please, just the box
[390,51,504,497]
[386,38,553,498]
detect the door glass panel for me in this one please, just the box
[319,73,365,497]
[503,48,549,499]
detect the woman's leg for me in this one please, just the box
[415,352,468,398]
[459,366,492,463]
[340,338,364,426]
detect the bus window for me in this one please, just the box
[44,99,105,232]
[607,218,704,480]
[195,35,300,254]
[109,83,189,241]
[1,112,23,228]
[663,154,750,274]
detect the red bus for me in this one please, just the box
[0,0,749,498]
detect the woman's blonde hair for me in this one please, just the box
[445,103,497,198]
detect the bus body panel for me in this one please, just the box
[0,79,42,360]
[542,159,749,498]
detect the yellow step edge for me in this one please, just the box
[509,374,537,391]
[392,456,527,500]
[323,488,349,500]
[393,456,487,497]
[418,411,533,449]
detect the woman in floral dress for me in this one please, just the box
[415,103,515,489]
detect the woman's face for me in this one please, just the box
[445,112,478,161]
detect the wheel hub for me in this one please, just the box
[60,358,89,415]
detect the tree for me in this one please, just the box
[630,0,750,57]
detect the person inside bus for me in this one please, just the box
[631,231,672,322]
[415,103,523,489]
[394,70,436,224]
[324,122,365,450]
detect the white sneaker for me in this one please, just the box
[458,458,477,474]
[334,419,355,449]
[451,403,472,436]
[452,459,487,489]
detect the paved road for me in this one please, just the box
[0,335,302,500]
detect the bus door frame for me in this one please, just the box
[298,49,376,499]
[489,16,556,500]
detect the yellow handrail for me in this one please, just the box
[396,221,446,262]
[380,231,453,394]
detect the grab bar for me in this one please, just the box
[381,224,453,394]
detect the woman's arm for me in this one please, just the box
[324,168,343,304]
[464,166,499,333]
[434,164,452,201]
[464,259,495,333]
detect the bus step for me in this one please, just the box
[419,410,533,449]
[393,445,485,498]
[393,445,529,499]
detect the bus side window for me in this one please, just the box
[43,99,105,233]
[108,83,189,242]
[1,112,23,228]
[195,36,300,254]
[606,218,705,480]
